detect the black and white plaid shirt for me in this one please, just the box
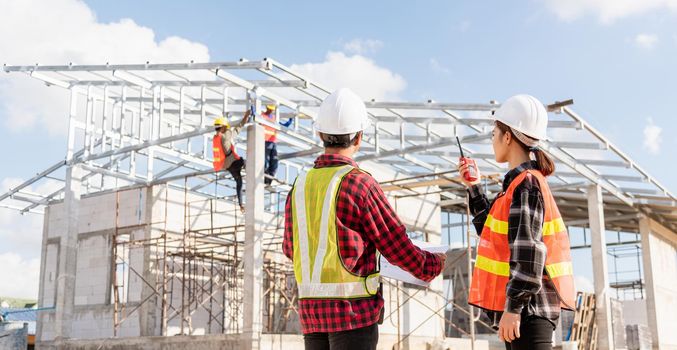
[468,160,561,328]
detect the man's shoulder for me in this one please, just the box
[343,167,381,194]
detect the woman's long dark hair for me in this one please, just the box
[495,121,555,176]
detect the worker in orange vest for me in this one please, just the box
[261,104,293,186]
[213,109,251,213]
[458,95,576,350]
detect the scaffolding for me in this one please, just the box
[1,58,675,347]
[107,172,302,337]
[608,244,644,300]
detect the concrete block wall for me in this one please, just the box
[74,233,110,305]
[124,227,147,304]
[45,200,66,239]
[77,193,117,234]
[117,188,147,228]
[41,242,59,308]
[39,187,150,342]
[70,307,115,338]
[639,217,677,350]
[151,185,242,234]
[38,311,56,341]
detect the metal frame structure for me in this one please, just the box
[1,58,675,233]
[2,59,676,346]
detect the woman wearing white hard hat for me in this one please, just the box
[459,95,576,350]
[283,88,445,350]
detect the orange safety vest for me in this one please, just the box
[262,112,277,143]
[468,169,576,311]
[212,133,240,171]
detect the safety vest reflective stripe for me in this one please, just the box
[298,277,380,299]
[294,172,311,284]
[475,257,573,279]
[485,214,509,235]
[543,218,566,236]
[546,261,573,279]
[292,165,380,299]
[475,255,510,277]
[484,215,566,236]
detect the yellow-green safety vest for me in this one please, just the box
[291,165,380,299]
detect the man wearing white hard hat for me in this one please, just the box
[458,95,576,349]
[283,88,446,350]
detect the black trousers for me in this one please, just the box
[264,141,278,185]
[304,323,378,350]
[226,158,245,207]
[504,315,554,350]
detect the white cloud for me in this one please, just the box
[429,58,451,74]
[0,0,210,136]
[342,38,384,55]
[541,0,677,23]
[643,117,662,154]
[634,34,659,49]
[0,177,62,260]
[0,0,210,298]
[0,252,40,299]
[290,51,406,101]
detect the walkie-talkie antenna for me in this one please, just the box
[456,136,465,158]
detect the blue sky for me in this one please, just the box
[0,0,674,298]
[85,0,676,187]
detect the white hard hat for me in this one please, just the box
[315,88,370,135]
[493,94,548,141]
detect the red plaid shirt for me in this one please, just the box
[283,154,443,334]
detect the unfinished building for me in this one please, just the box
[1,59,675,349]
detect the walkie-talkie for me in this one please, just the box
[456,136,479,182]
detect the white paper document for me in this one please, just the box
[379,239,449,287]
